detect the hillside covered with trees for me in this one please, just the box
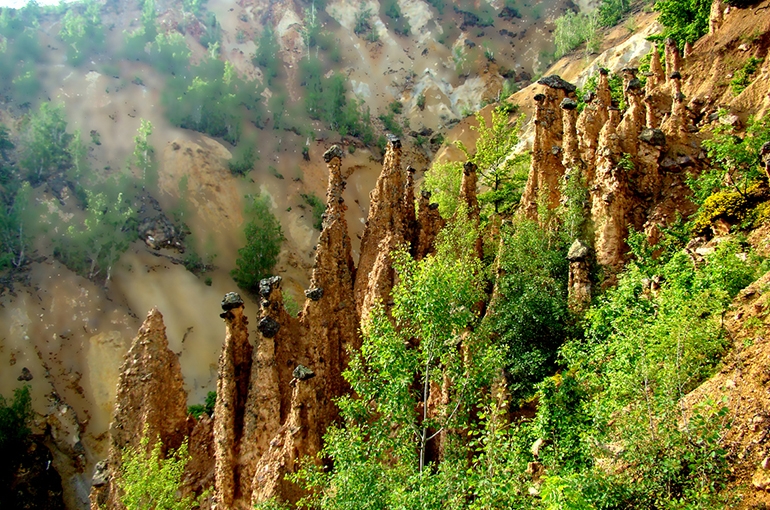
[2,0,770,508]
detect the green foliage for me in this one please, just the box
[416,92,426,110]
[0,181,33,270]
[0,6,43,101]
[576,70,626,110]
[254,24,281,86]
[187,390,216,419]
[690,113,770,208]
[58,0,104,66]
[354,6,378,42]
[482,220,571,401]
[426,0,446,14]
[118,434,198,510]
[381,0,410,36]
[299,56,374,143]
[228,144,258,176]
[294,212,488,508]
[163,57,265,144]
[0,385,32,457]
[132,119,157,189]
[378,111,403,137]
[231,194,284,295]
[597,0,632,27]
[300,192,326,230]
[422,160,463,218]
[730,56,763,95]
[654,0,711,47]
[553,9,600,59]
[18,102,71,185]
[456,107,529,215]
[54,185,138,284]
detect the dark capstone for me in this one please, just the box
[534,93,546,102]
[536,75,577,93]
[627,78,643,91]
[560,98,578,110]
[293,365,316,381]
[17,367,33,381]
[305,287,324,301]
[259,276,282,298]
[387,133,401,148]
[551,145,562,155]
[428,203,440,210]
[567,240,591,261]
[92,460,109,487]
[258,317,280,338]
[463,161,477,175]
[407,165,416,174]
[598,67,609,76]
[639,128,666,147]
[323,145,344,163]
[582,91,596,103]
[621,66,638,75]
[670,71,682,80]
[421,189,432,200]
[760,141,770,156]
[221,292,244,311]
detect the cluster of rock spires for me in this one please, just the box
[89,40,710,509]
[88,138,462,509]
[522,40,706,305]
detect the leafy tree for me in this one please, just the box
[295,213,491,508]
[654,0,712,47]
[597,0,632,27]
[691,112,770,203]
[18,102,70,185]
[118,434,198,510]
[0,182,33,270]
[58,0,104,66]
[54,186,137,284]
[254,24,281,87]
[132,119,157,189]
[455,107,529,215]
[187,390,216,419]
[422,160,463,218]
[228,144,257,176]
[0,385,32,489]
[231,194,284,294]
[481,219,571,401]
[553,9,600,58]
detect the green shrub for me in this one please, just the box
[231,194,284,294]
[228,145,257,176]
[730,56,763,95]
[553,10,600,58]
[187,391,216,419]
[654,0,712,48]
[300,192,326,230]
[118,434,199,510]
[0,385,32,489]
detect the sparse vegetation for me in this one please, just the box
[553,9,601,58]
[301,192,326,230]
[730,56,763,95]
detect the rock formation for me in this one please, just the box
[89,308,189,510]
[521,40,706,271]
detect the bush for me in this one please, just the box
[187,391,216,419]
[730,56,763,95]
[654,0,712,47]
[118,434,198,510]
[228,145,258,176]
[231,194,284,294]
[0,385,32,488]
[553,9,600,58]
[301,192,326,230]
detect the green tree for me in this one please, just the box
[18,102,70,185]
[295,213,491,508]
[456,107,528,215]
[254,24,281,86]
[118,434,198,510]
[553,9,600,58]
[231,194,284,294]
[0,182,33,270]
[55,186,137,284]
[422,160,463,218]
[0,385,32,491]
[58,0,104,66]
[654,0,712,47]
[132,119,157,189]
